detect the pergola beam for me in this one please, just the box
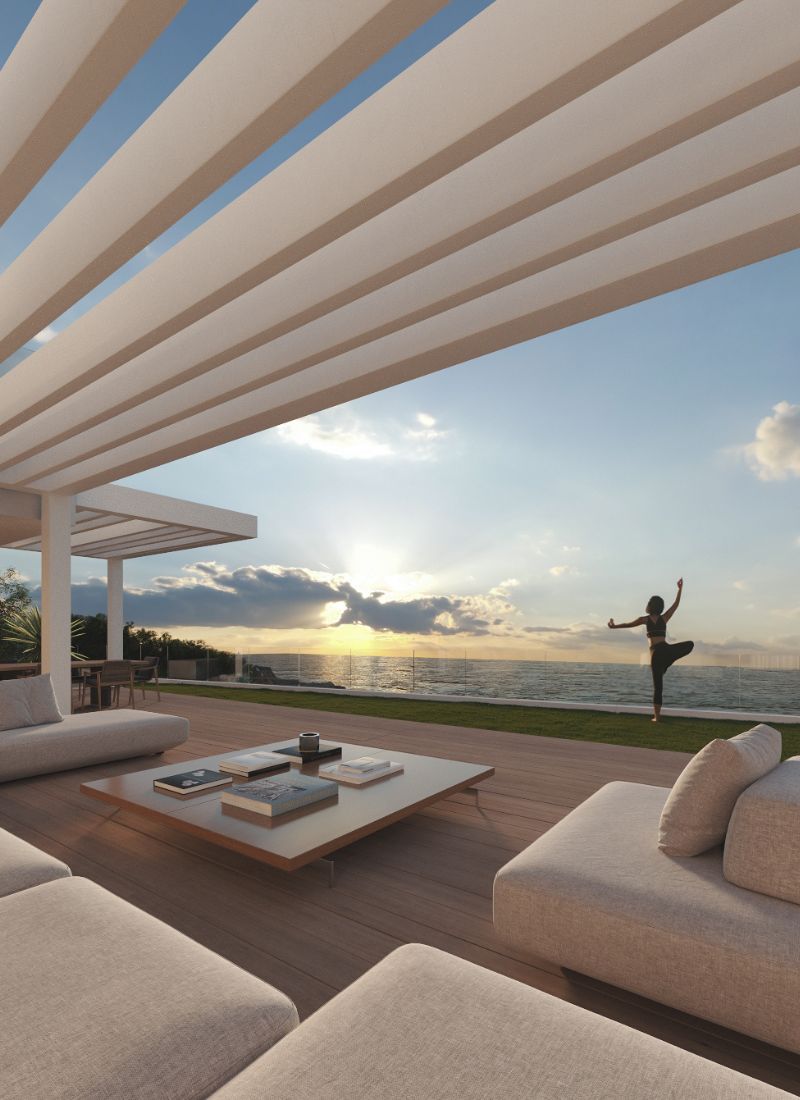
[0,0,447,361]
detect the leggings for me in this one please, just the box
[651,640,694,706]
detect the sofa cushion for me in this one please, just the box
[724,756,800,904]
[658,723,781,856]
[0,678,34,731]
[0,827,71,898]
[25,674,63,725]
[0,708,189,782]
[493,781,800,1054]
[211,944,788,1099]
[0,876,298,1100]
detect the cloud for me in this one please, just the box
[62,561,517,637]
[32,326,58,345]
[732,580,749,591]
[275,410,450,462]
[489,578,520,596]
[561,545,581,553]
[277,417,393,460]
[744,401,800,480]
[549,564,577,577]
[404,412,449,457]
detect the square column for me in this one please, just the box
[40,491,74,713]
[106,558,124,659]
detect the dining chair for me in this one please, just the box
[134,655,161,701]
[85,660,136,710]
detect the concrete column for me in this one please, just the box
[40,491,74,714]
[106,558,124,659]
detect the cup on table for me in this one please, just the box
[298,731,320,754]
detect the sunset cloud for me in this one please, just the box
[64,562,518,637]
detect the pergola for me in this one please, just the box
[0,484,256,705]
[1,0,799,707]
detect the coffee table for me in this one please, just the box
[80,740,493,884]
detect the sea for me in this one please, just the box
[241,652,800,715]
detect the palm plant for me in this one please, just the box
[1,605,86,662]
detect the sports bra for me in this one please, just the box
[646,614,667,639]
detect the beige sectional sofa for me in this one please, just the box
[0,709,188,782]
[1,827,791,1098]
[494,732,800,1055]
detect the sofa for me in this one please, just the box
[493,724,800,1055]
[0,673,188,781]
[1,826,791,1099]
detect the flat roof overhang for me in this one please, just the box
[0,484,256,560]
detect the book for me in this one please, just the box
[275,741,342,764]
[153,769,232,795]
[218,751,291,777]
[337,755,391,775]
[221,773,338,817]
[319,761,404,786]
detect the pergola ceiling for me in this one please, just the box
[1,0,799,495]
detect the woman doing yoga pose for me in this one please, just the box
[608,578,694,722]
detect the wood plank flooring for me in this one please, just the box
[2,692,798,1094]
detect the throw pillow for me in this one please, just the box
[25,674,64,726]
[658,723,782,857]
[0,678,35,731]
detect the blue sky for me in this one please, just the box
[2,1,799,663]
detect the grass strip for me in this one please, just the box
[151,683,799,757]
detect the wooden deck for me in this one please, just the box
[2,693,798,1093]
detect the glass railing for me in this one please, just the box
[161,650,800,715]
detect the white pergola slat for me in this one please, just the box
[0,0,186,226]
[0,0,740,433]
[0,0,798,497]
[0,0,447,361]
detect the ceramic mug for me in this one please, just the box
[298,731,320,753]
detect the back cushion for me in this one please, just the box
[724,756,800,904]
[25,675,64,726]
[658,724,782,857]
[0,675,63,732]
[0,679,34,732]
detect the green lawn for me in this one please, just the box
[152,683,799,758]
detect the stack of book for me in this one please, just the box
[221,773,338,817]
[153,769,232,796]
[218,751,291,778]
[320,755,404,786]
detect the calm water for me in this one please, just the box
[239,653,800,714]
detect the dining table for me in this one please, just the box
[0,659,151,707]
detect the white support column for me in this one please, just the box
[106,557,124,659]
[40,491,74,713]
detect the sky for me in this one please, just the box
[2,1,799,666]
